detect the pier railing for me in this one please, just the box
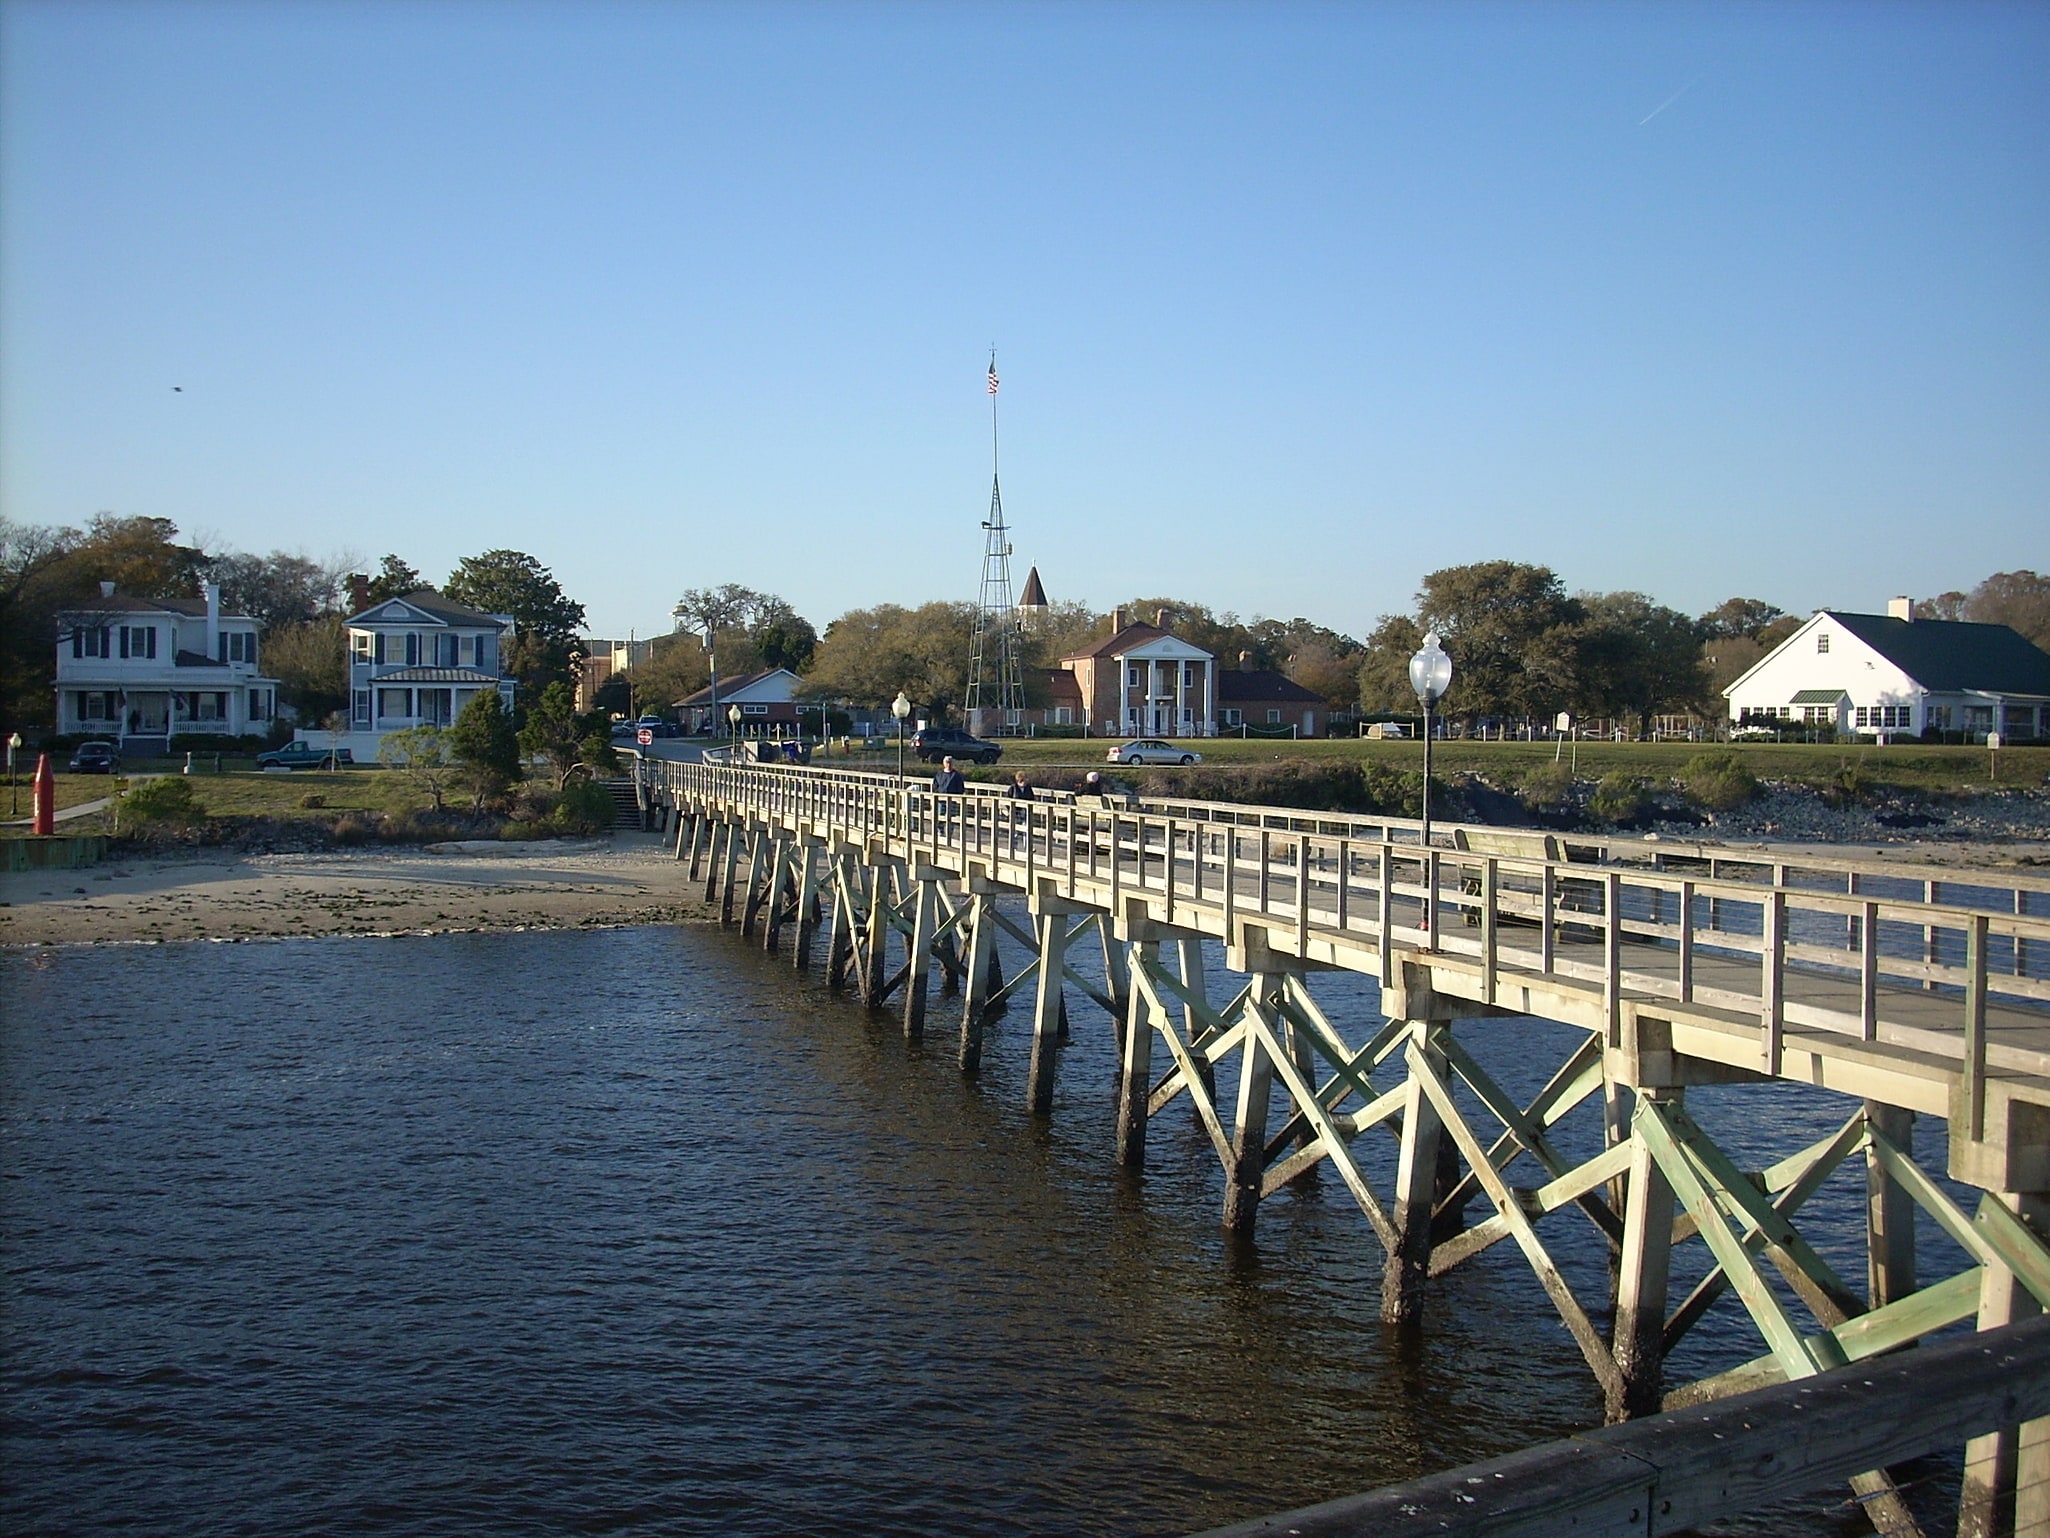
[641,757,2050,1104]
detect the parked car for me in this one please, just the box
[256,742,355,770]
[1106,739,1202,766]
[634,715,679,739]
[68,740,121,774]
[909,726,1002,765]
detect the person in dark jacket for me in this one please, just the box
[932,756,966,794]
[1005,770,1036,801]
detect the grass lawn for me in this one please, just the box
[893,736,2049,794]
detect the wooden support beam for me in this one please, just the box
[1382,1020,1449,1325]
[719,821,744,927]
[792,842,821,970]
[860,860,892,1009]
[1027,911,1070,1116]
[1610,1089,1677,1422]
[760,835,791,952]
[1222,973,1281,1238]
[902,874,937,1042]
[1962,1191,2050,1538]
[739,827,772,940]
[958,892,995,1073]
[1867,1103,1917,1309]
[1116,939,1161,1166]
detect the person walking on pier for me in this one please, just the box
[932,756,966,795]
[1005,769,1036,853]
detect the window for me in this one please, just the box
[461,635,475,665]
[1053,707,1072,725]
[1221,708,1242,726]
[377,687,413,719]
[1267,708,1283,724]
[352,631,372,662]
[437,633,459,667]
[76,691,114,722]
[218,632,256,664]
[1183,664,1199,686]
[119,625,157,659]
[1128,666,1142,687]
[1816,634,1830,654]
[72,625,111,659]
[250,691,271,722]
[1928,705,1951,729]
[418,689,453,726]
[742,703,769,716]
[353,690,372,727]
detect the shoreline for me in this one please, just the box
[4,825,2045,950]
[0,833,704,948]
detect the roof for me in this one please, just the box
[368,667,504,685]
[1789,687,1849,704]
[675,668,801,707]
[1064,622,1172,660]
[348,588,509,628]
[1825,612,2050,695]
[174,650,231,670]
[1019,567,1048,608]
[1216,668,1324,704]
[1033,667,1082,703]
[60,593,254,622]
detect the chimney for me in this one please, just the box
[99,580,115,598]
[1155,607,1170,630]
[1238,650,1251,671]
[1111,606,1126,633]
[204,581,221,658]
[1888,596,1913,622]
[349,574,371,614]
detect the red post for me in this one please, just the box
[31,753,54,835]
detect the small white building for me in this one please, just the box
[329,589,518,758]
[55,581,280,748]
[1724,598,2050,741]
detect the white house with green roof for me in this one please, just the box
[1724,597,2050,741]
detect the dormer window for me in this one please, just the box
[1816,634,1830,654]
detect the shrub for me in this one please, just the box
[331,814,375,845]
[1518,761,1575,811]
[1824,761,1869,809]
[299,793,327,809]
[550,778,615,834]
[120,775,204,826]
[1680,752,1758,812]
[1588,773,1647,826]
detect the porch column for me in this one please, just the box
[1175,661,1186,736]
[1203,662,1214,736]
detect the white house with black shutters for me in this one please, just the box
[55,581,279,749]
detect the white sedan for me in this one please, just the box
[1106,739,1202,766]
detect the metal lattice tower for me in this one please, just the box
[965,351,1025,733]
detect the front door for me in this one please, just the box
[127,691,169,736]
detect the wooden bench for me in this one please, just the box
[1451,828,1590,929]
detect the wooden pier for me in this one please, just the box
[636,756,2050,1536]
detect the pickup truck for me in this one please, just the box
[256,742,355,770]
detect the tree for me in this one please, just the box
[805,601,976,720]
[1356,614,1424,713]
[444,551,588,701]
[1914,591,1968,622]
[1697,597,1785,640]
[1416,562,1583,721]
[263,616,349,725]
[361,555,425,607]
[377,724,456,812]
[1965,570,2050,651]
[672,583,813,680]
[1572,592,1709,733]
[518,681,616,785]
[209,550,354,632]
[624,631,714,718]
[446,689,522,808]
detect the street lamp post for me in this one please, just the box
[7,731,21,817]
[892,691,912,781]
[1408,632,1453,853]
[727,703,742,761]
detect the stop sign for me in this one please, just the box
[637,728,653,746]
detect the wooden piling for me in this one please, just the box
[1027,910,1071,1115]
[903,871,939,1043]
[1223,973,1282,1238]
[1116,939,1161,1166]
[958,891,996,1072]
[1609,1090,1677,1422]
[1381,1020,1448,1324]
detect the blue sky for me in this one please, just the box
[3,0,2044,642]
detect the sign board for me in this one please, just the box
[1555,713,1573,732]
[1987,732,2002,750]
[637,728,654,746]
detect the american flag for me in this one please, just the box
[987,360,999,395]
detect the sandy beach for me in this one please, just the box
[0,832,703,947]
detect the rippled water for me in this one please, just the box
[2,918,1970,1536]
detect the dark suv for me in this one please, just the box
[68,740,120,774]
[909,727,1003,765]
